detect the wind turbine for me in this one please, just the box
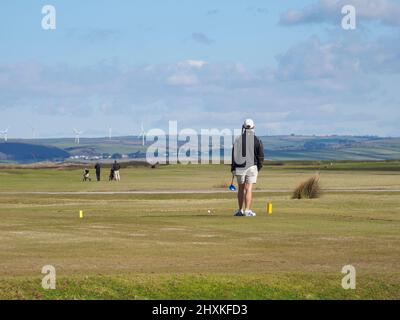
[31,127,37,139]
[0,127,9,142]
[73,128,83,144]
[139,122,146,146]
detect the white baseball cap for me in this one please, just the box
[243,119,255,129]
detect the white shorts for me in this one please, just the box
[235,165,258,185]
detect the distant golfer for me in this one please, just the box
[95,162,101,181]
[112,160,121,181]
[231,119,264,217]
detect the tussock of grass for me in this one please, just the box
[292,174,321,199]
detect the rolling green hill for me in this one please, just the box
[261,136,400,160]
[0,142,69,163]
[1,135,400,163]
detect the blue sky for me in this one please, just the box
[1,0,400,138]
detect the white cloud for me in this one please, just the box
[177,60,207,68]
[280,0,400,26]
[275,34,400,83]
[1,28,400,136]
[167,74,200,86]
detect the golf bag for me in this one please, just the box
[109,168,115,181]
[82,169,91,182]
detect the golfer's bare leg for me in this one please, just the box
[238,184,245,210]
[244,183,253,211]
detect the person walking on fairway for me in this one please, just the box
[94,162,101,181]
[231,119,264,217]
[112,160,121,181]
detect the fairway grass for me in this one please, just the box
[0,163,399,299]
[1,162,400,192]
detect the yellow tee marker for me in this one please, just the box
[79,210,84,219]
[266,202,273,215]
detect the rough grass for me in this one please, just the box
[292,175,321,199]
[2,273,399,300]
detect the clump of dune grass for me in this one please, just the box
[292,174,321,199]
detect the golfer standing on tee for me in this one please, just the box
[231,119,264,217]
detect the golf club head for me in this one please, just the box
[229,184,236,191]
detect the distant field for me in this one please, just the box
[0,161,399,299]
[3,135,400,162]
[1,161,400,192]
